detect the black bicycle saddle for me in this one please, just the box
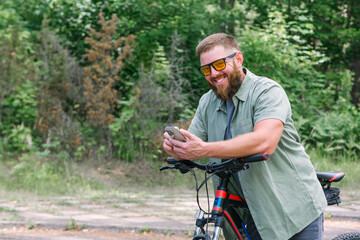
[316,171,345,182]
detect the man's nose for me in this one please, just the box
[209,65,221,77]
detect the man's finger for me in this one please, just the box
[179,129,192,139]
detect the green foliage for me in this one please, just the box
[306,1,360,66]
[244,0,360,107]
[0,9,40,153]
[322,69,355,111]
[1,80,38,152]
[4,124,33,152]
[238,11,359,156]
[110,33,193,162]
[0,0,49,31]
[0,0,359,166]
[109,80,164,162]
[240,23,323,115]
[0,25,38,109]
[65,218,86,230]
[138,228,151,234]
[305,111,360,155]
[109,90,139,162]
[36,20,70,133]
[46,0,214,101]
[2,81,38,127]
[32,21,87,160]
[0,3,21,29]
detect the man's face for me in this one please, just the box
[200,46,244,101]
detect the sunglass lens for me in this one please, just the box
[212,59,226,71]
[200,66,211,76]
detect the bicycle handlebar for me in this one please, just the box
[161,153,269,174]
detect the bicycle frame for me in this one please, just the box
[160,154,269,240]
[193,171,250,240]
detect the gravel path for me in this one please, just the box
[0,190,359,239]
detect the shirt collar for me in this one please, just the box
[216,67,253,112]
[234,67,252,102]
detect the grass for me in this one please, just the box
[56,200,74,206]
[138,228,151,233]
[65,218,86,231]
[0,206,20,221]
[0,149,358,199]
[0,152,107,197]
[0,206,17,213]
[309,149,360,191]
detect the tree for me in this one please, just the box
[35,19,86,155]
[83,11,135,127]
[0,26,39,149]
[82,11,135,155]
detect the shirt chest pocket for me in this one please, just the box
[232,118,253,136]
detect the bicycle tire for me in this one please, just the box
[332,232,360,240]
[222,208,249,240]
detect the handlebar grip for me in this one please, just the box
[242,153,269,163]
[166,157,178,165]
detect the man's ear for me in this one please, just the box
[234,51,244,67]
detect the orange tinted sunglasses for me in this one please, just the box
[198,52,237,76]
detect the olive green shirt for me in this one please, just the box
[188,69,327,239]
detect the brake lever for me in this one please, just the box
[160,166,175,171]
[160,162,190,174]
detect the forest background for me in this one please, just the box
[0,0,359,196]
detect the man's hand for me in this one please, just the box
[163,131,182,160]
[164,129,206,160]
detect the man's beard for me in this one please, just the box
[208,66,243,101]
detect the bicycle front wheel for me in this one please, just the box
[222,208,250,240]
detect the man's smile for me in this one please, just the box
[212,75,227,84]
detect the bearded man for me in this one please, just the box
[163,33,327,240]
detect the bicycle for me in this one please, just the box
[160,153,360,240]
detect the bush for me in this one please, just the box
[300,110,360,156]
[238,18,360,156]
[1,81,38,152]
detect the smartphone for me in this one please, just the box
[165,126,186,142]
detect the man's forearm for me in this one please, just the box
[204,119,284,159]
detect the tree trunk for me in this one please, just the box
[349,59,360,106]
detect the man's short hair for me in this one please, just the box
[196,33,239,56]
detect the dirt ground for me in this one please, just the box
[1,219,360,240]
[1,163,359,240]
[1,227,189,240]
